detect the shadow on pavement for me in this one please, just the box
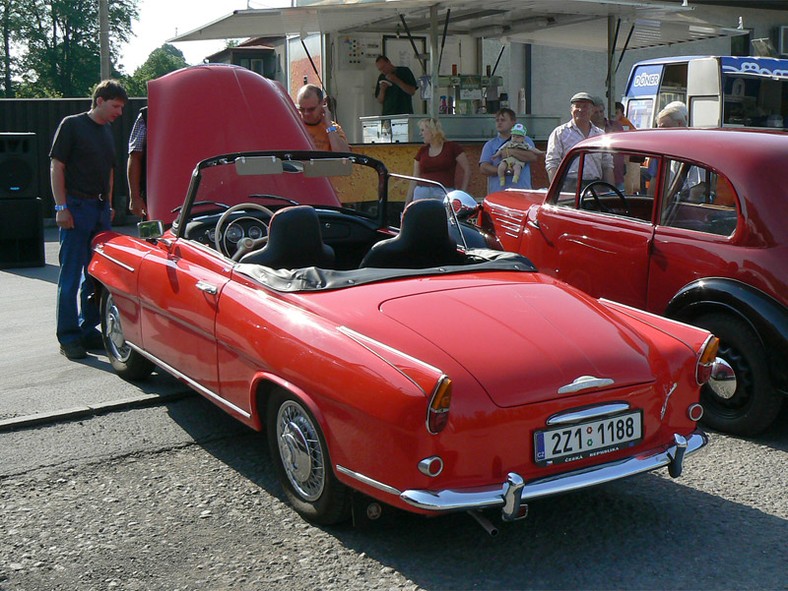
[164,395,786,590]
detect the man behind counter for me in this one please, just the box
[374,55,417,116]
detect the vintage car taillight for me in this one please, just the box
[696,335,720,385]
[427,375,452,434]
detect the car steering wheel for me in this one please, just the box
[214,202,275,257]
[581,181,630,215]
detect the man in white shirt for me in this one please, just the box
[545,92,614,185]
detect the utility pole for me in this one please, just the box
[99,0,110,79]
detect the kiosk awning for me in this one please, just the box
[169,0,745,51]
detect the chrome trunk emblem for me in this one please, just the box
[557,375,614,394]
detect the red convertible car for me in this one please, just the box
[88,65,716,528]
[480,128,787,436]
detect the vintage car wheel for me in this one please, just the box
[695,313,782,435]
[267,391,351,524]
[101,291,154,381]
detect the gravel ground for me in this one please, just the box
[0,435,420,591]
[1,401,786,591]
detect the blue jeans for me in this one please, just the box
[413,185,453,201]
[56,196,111,345]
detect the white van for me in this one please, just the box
[624,56,787,130]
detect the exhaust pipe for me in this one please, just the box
[468,510,499,537]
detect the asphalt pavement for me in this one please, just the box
[0,224,192,430]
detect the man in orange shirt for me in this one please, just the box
[296,84,350,152]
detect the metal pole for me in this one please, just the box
[429,5,439,117]
[99,0,110,79]
[607,14,616,114]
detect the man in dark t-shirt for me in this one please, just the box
[374,55,417,116]
[49,79,127,359]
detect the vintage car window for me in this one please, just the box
[191,155,383,221]
[555,151,654,222]
[328,159,380,217]
[659,160,738,236]
[554,154,582,206]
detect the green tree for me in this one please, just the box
[8,0,138,97]
[0,0,24,96]
[124,43,188,96]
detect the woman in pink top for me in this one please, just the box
[406,118,471,204]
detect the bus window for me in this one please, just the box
[627,98,653,129]
[656,63,687,117]
[723,74,787,128]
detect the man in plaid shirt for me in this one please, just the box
[545,92,613,187]
[126,107,147,218]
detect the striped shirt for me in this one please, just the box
[545,120,612,180]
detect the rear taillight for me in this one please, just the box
[427,375,452,434]
[696,335,720,385]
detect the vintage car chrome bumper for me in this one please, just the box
[400,431,707,521]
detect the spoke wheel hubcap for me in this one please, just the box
[276,401,325,501]
[105,295,131,362]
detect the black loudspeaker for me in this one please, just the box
[0,198,45,268]
[0,132,39,199]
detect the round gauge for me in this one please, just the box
[248,225,266,240]
[207,229,217,243]
[225,224,244,243]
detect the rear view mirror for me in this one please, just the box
[138,220,164,240]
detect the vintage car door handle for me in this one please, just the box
[195,280,218,295]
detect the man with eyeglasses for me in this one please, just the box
[296,84,350,152]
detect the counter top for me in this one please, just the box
[359,113,560,143]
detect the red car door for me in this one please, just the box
[529,149,657,308]
[137,240,231,394]
[647,160,741,314]
[534,204,654,308]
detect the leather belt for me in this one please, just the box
[70,189,104,200]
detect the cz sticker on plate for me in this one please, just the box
[534,410,643,466]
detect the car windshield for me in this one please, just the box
[177,151,389,228]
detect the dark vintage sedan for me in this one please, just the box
[87,65,717,529]
[480,128,787,435]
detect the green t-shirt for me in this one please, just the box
[375,66,416,115]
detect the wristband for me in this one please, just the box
[54,204,68,212]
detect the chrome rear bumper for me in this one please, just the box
[400,430,708,521]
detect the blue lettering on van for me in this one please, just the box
[720,57,788,78]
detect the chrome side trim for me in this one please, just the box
[336,464,402,496]
[546,402,630,426]
[338,326,442,375]
[338,326,442,396]
[94,245,135,273]
[126,341,251,419]
[557,375,615,395]
[660,383,678,420]
[400,431,708,516]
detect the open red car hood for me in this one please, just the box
[146,65,340,222]
[379,282,655,407]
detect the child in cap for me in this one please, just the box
[493,123,544,187]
